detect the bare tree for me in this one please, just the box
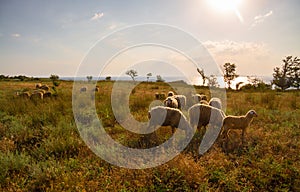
[207,75,219,88]
[197,68,207,86]
[126,69,138,81]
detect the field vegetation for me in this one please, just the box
[0,79,299,191]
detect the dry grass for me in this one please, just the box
[0,80,299,191]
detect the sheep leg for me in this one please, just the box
[241,129,245,145]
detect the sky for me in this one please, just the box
[0,0,299,80]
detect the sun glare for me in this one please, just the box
[207,0,240,12]
[206,0,244,22]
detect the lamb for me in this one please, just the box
[148,106,192,134]
[209,97,222,110]
[188,104,225,131]
[222,110,258,143]
[163,96,179,109]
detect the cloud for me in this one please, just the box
[11,33,21,38]
[251,10,273,27]
[203,40,272,75]
[91,12,104,21]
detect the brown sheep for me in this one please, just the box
[222,110,258,143]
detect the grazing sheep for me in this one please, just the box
[40,85,50,91]
[30,91,43,100]
[148,106,191,134]
[222,110,258,143]
[80,86,87,93]
[94,86,100,92]
[167,91,175,97]
[173,95,186,109]
[33,89,46,94]
[155,92,166,100]
[209,97,222,110]
[35,83,42,89]
[163,96,179,109]
[192,94,207,103]
[188,104,225,131]
[43,91,52,98]
[16,92,30,99]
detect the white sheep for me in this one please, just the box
[173,95,186,110]
[222,110,258,143]
[40,85,50,91]
[209,97,222,110]
[163,96,179,109]
[35,83,42,89]
[167,91,175,97]
[148,106,191,134]
[188,103,225,131]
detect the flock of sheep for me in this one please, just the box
[16,83,257,149]
[16,83,53,100]
[149,91,258,146]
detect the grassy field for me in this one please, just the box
[0,80,299,191]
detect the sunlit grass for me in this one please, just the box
[0,80,299,191]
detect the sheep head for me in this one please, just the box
[247,110,258,118]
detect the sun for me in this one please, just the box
[207,0,240,12]
[206,0,244,22]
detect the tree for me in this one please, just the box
[272,56,300,90]
[86,76,93,82]
[125,69,138,81]
[146,73,152,82]
[50,75,60,87]
[289,57,300,89]
[223,63,238,89]
[197,68,207,86]
[207,75,219,88]
[50,74,59,82]
[156,75,165,82]
[105,76,111,81]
